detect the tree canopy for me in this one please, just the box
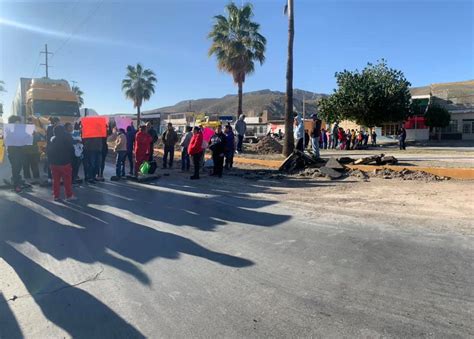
[72,85,84,108]
[424,104,451,128]
[319,60,412,127]
[122,63,157,124]
[208,2,266,116]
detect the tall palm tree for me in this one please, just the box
[208,2,266,117]
[72,85,84,108]
[283,0,295,156]
[122,63,157,125]
[0,80,5,93]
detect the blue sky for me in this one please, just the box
[1,0,473,115]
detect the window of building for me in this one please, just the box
[442,120,458,133]
[462,120,474,134]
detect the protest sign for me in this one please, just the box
[115,117,133,131]
[81,116,108,138]
[4,124,35,147]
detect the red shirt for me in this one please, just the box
[188,132,203,155]
[134,131,153,155]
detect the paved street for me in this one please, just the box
[0,161,473,338]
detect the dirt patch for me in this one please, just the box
[348,168,451,182]
[254,136,283,154]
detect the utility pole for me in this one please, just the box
[40,44,53,78]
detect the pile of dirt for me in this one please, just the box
[254,136,283,154]
[349,168,450,181]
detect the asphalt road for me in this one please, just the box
[0,161,473,338]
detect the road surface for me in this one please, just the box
[0,161,473,338]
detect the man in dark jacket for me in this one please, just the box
[126,125,136,175]
[209,125,226,178]
[161,123,178,169]
[310,114,322,159]
[47,125,75,200]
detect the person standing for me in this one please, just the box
[234,114,247,154]
[209,125,225,178]
[114,128,128,178]
[47,125,75,201]
[146,121,158,162]
[224,125,235,170]
[65,122,83,183]
[82,137,103,184]
[331,123,339,149]
[398,127,407,150]
[45,117,60,182]
[188,127,203,180]
[321,128,328,149]
[126,125,136,175]
[161,122,178,169]
[22,117,41,184]
[371,130,377,146]
[6,116,24,193]
[310,114,322,159]
[294,112,305,151]
[134,125,153,176]
[97,134,109,181]
[180,126,193,172]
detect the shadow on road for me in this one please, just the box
[0,172,296,337]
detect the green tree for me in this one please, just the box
[208,2,266,118]
[122,63,157,125]
[424,104,451,140]
[72,85,84,108]
[283,0,295,156]
[322,60,412,128]
[318,96,341,124]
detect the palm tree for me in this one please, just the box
[208,2,266,117]
[0,80,5,93]
[121,63,157,125]
[283,0,295,156]
[72,85,84,107]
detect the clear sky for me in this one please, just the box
[1,0,473,115]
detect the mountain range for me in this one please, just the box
[148,89,328,120]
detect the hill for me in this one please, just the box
[152,89,327,120]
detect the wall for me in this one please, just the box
[406,128,429,141]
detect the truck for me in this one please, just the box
[11,77,80,151]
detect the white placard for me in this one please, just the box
[4,124,35,146]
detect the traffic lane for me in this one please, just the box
[0,176,473,337]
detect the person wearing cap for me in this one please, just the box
[310,113,322,159]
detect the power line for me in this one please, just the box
[52,0,104,59]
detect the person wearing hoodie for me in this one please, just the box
[187,126,203,180]
[224,125,235,170]
[234,114,247,153]
[134,125,153,176]
[209,125,225,178]
[114,128,128,178]
[294,112,305,151]
[47,124,75,201]
[126,125,136,176]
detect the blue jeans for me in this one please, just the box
[181,148,190,171]
[311,137,320,158]
[86,150,102,180]
[116,151,127,177]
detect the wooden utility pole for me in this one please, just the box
[40,44,53,78]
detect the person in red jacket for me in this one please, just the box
[134,125,153,176]
[187,126,203,180]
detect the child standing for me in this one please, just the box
[47,125,75,201]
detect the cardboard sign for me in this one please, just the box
[115,117,133,131]
[81,116,108,139]
[4,124,35,146]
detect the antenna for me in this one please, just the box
[40,44,53,78]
